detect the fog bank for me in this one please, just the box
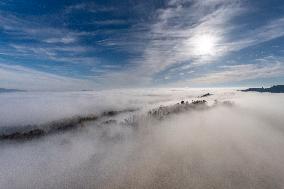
[0,89,284,189]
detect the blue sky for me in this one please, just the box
[0,0,284,90]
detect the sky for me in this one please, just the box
[0,0,284,90]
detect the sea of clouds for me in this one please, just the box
[0,88,284,189]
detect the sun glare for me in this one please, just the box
[193,34,217,56]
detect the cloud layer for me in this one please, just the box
[1,89,284,188]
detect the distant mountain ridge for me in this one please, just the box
[0,88,26,93]
[240,85,284,93]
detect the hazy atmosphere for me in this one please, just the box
[0,0,284,189]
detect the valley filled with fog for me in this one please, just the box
[0,88,284,189]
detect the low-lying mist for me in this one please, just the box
[0,89,284,189]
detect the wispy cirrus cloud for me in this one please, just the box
[0,12,81,42]
[186,57,284,85]
[216,17,284,55]
[137,0,244,70]
[44,36,77,44]
[137,1,284,73]
[64,2,117,14]
[98,0,245,85]
[8,44,96,65]
[0,11,98,65]
[0,63,96,91]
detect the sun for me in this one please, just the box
[192,34,217,56]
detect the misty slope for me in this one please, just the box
[0,88,284,189]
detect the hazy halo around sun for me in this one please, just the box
[192,34,217,56]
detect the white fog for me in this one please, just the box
[0,88,284,189]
